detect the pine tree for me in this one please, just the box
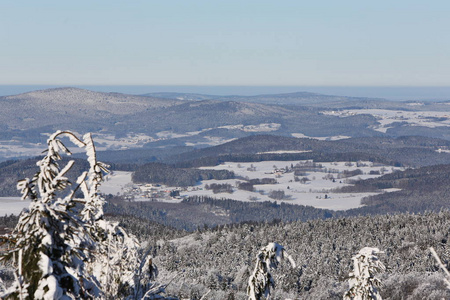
[344,247,385,300]
[247,242,296,300]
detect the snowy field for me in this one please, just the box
[0,171,133,216]
[291,133,352,140]
[0,197,30,215]
[0,124,281,160]
[97,160,402,211]
[189,161,401,210]
[99,171,133,196]
[322,109,450,133]
[0,161,402,215]
[0,132,155,159]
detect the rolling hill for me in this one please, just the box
[1,87,449,162]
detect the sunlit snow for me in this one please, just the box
[97,160,402,211]
[0,197,30,215]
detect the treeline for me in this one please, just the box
[65,134,450,169]
[132,162,234,187]
[0,214,19,230]
[167,134,450,168]
[182,196,333,224]
[341,163,450,192]
[205,183,234,194]
[105,214,187,243]
[333,164,450,215]
[173,151,398,169]
[105,181,450,231]
[104,196,334,231]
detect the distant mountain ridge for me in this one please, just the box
[166,134,450,167]
[0,87,185,133]
[142,90,386,105]
[0,86,380,138]
[1,87,450,161]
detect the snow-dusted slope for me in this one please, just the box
[0,87,183,130]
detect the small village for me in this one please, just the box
[101,160,402,211]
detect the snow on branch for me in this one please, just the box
[430,247,450,290]
[344,247,385,300]
[248,242,296,300]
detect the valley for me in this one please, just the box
[1,87,450,162]
[1,88,450,299]
[99,160,402,211]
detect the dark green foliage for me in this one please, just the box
[105,214,186,243]
[236,181,254,192]
[341,168,363,178]
[168,135,450,168]
[205,183,234,194]
[268,190,285,200]
[85,146,194,166]
[248,178,277,185]
[132,162,234,187]
[0,214,19,229]
[334,164,450,215]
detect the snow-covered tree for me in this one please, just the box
[0,130,167,299]
[0,131,101,299]
[247,242,296,300]
[344,247,385,300]
[430,247,450,290]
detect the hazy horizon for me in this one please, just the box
[1,85,450,101]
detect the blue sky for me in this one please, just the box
[1,1,450,86]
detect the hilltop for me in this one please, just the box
[1,87,449,161]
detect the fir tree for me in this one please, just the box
[247,242,296,300]
[0,130,169,299]
[0,131,101,299]
[344,247,385,300]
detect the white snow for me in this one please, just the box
[322,109,450,133]
[0,197,30,215]
[291,133,351,140]
[185,136,237,147]
[0,132,156,159]
[189,161,402,210]
[98,171,133,196]
[257,150,312,154]
[96,160,402,211]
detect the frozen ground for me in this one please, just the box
[98,160,402,211]
[322,109,450,133]
[0,123,282,160]
[0,132,156,159]
[190,160,402,210]
[291,133,352,140]
[99,171,133,196]
[0,171,133,216]
[0,197,30,215]
[0,160,402,215]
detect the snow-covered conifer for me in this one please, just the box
[0,130,167,299]
[344,247,385,300]
[430,247,450,290]
[247,242,296,300]
[0,130,101,299]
